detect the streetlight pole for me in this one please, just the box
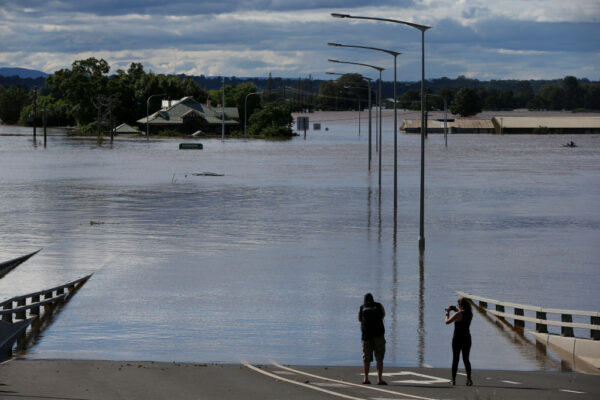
[244,91,263,139]
[329,59,384,186]
[328,72,374,170]
[146,93,166,141]
[332,13,431,250]
[221,76,225,142]
[344,86,363,136]
[329,42,401,213]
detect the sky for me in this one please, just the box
[0,0,599,82]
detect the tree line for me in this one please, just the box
[1,60,599,127]
[0,58,294,137]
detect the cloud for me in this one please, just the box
[0,0,598,80]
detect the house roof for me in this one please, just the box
[400,119,494,130]
[491,116,600,129]
[137,96,239,125]
[115,123,140,133]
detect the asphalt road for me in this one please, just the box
[0,359,598,399]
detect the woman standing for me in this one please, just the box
[445,297,473,386]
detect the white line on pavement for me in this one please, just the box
[243,362,363,400]
[270,361,440,400]
[501,380,522,385]
[560,389,586,394]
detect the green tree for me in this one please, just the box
[46,57,110,124]
[563,76,582,109]
[19,95,74,126]
[227,82,260,132]
[399,90,420,110]
[450,87,482,116]
[248,101,293,138]
[536,84,565,110]
[514,81,534,108]
[0,85,30,124]
[583,83,600,110]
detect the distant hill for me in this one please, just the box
[0,67,48,79]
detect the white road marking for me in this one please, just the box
[560,389,586,394]
[369,371,450,385]
[271,361,440,400]
[272,370,295,375]
[243,362,363,400]
[501,380,522,385]
[313,382,351,388]
[372,398,433,400]
[457,373,466,376]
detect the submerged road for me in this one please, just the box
[0,359,598,399]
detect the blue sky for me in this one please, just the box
[1,0,599,81]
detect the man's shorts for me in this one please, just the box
[362,335,386,363]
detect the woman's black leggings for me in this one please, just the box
[452,334,471,381]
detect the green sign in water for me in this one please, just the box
[179,143,203,150]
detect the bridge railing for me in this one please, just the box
[457,291,600,340]
[1,274,92,323]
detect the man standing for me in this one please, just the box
[358,293,386,385]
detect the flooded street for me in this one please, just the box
[1,114,599,370]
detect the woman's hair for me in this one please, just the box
[364,293,374,304]
[458,297,472,317]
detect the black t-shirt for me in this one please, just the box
[360,301,385,340]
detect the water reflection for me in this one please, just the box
[0,124,599,369]
[418,250,425,367]
[473,305,563,371]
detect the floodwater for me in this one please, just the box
[0,113,599,371]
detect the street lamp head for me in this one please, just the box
[331,13,349,18]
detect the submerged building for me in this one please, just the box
[401,116,600,134]
[490,117,600,134]
[137,96,239,135]
[401,119,494,134]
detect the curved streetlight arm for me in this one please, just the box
[328,42,401,57]
[244,91,263,139]
[331,13,431,31]
[328,59,384,72]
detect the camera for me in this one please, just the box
[445,305,458,313]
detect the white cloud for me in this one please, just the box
[497,49,549,56]
[0,1,598,80]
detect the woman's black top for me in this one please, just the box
[453,311,472,339]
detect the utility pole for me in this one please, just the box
[221,76,225,141]
[32,88,37,141]
[43,107,47,147]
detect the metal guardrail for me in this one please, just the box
[1,274,92,360]
[457,291,600,340]
[1,274,92,323]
